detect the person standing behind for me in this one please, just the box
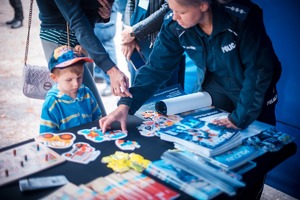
[121,0,170,85]
[94,3,119,96]
[40,45,101,133]
[36,0,132,107]
[6,0,23,29]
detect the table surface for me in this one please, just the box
[0,115,297,200]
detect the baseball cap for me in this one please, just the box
[48,45,93,72]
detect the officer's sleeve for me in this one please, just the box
[228,5,277,128]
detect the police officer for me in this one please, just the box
[101,0,281,197]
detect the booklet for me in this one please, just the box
[174,141,263,170]
[159,116,242,157]
[161,150,245,196]
[146,159,221,200]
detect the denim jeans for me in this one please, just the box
[93,4,118,85]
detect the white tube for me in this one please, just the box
[155,91,212,115]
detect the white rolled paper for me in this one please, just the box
[155,91,212,115]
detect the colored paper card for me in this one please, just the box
[78,127,127,143]
[35,132,76,149]
[62,142,100,164]
[115,139,141,151]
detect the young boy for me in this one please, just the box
[40,45,102,133]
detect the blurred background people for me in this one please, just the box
[6,0,23,29]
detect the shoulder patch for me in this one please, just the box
[164,10,174,22]
[223,2,250,20]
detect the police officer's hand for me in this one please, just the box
[213,118,240,130]
[99,105,130,133]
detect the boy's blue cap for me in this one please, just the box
[48,45,93,72]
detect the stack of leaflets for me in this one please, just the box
[159,116,243,157]
[174,142,263,170]
[42,170,179,200]
[161,150,246,196]
[178,106,274,140]
[146,159,222,200]
[245,127,295,152]
[40,182,101,200]
[87,170,179,200]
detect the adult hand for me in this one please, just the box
[98,0,112,19]
[213,117,240,130]
[99,105,130,133]
[121,26,135,44]
[106,66,132,97]
[121,41,139,61]
[74,45,88,55]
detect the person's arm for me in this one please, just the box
[54,0,114,72]
[132,2,169,40]
[122,1,169,44]
[228,5,280,128]
[54,0,131,97]
[100,15,185,132]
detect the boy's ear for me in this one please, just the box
[50,73,58,82]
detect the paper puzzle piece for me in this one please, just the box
[78,128,127,143]
[137,121,158,137]
[101,151,150,173]
[152,114,182,128]
[62,142,100,164]
[141,110,157,120]
[35,132,76,149]
[137,114,182,137]
[115,139,141,151]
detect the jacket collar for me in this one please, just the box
[196,4,232,38]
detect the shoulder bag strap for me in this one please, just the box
[24,0,34,65]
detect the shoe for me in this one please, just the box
[11,20,23,29]
[101,86,112,96]
[6,18,16,25]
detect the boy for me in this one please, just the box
[40,45,102,133]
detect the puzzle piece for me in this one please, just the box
[35,132,76,149]
[62,142,100,164]
[78,128,127,143]
[115,139,141,151]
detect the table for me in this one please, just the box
[0,115,297,199]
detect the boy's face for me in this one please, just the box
[51,63,84,98]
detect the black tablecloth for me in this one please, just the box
[0,115,297,199]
